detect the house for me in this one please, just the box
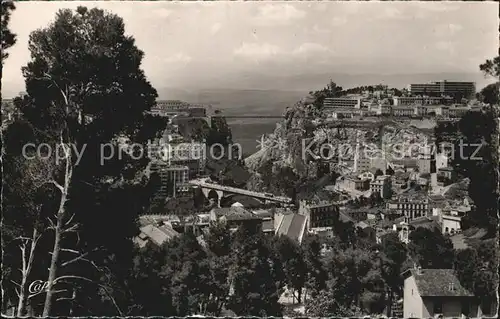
[441,214,462,235]
[209,206,262,231]
[403,268,480,318]
[386,195,431,220]
[370,175,392,198]
[298,199,340,230]
[344,175,370,191]
[134,222,180,248]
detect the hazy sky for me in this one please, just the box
[2,1,498,97]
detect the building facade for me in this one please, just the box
[150,163,189,199]
[409,81,476,100]
[403,268,479,318]
[298,200,340,230]
[323,97,361,109]
[393,96,453,106]
[387,196,431,220]
[370,175,392,199]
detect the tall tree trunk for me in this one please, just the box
[17,227,39,317]
[42,206,64,316]
[42,139,72,317]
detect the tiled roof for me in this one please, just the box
[276,214,307,244]
[408,216,440,230]
[138,223,180,247]
[213,207,261,221]
[409,269,474,297]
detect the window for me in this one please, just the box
[433,301,443,315]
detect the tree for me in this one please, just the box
[408,228,454,269]
[479,56,500,78]
[478,82,500,105]
[275,235,307,303]
[227,222,283,316]
[5,6,168,316]
[374,169,384,178]
[305,290,364,317]
[309,80,344,109]
[380,233,407,315]
[203,222,232,315]
[450,107,499,235]
[1,132,54,316]
[303,235,328,298]
[1,0,16,63]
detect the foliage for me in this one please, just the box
[309,80,344,109]
[305,289,364,317]
[274,235,307,303]
[3,6,168,316]
[1,0,16,62]
[227,223,283,316]
[408,228,454,269]
[302,235,327,297]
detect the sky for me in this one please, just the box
[2,1,498,97]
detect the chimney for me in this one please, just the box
[449,282,455,291]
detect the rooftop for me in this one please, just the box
[276,213,307,244]
[137,223,180,247]
[405,269,474,297]
[211,206,262,221]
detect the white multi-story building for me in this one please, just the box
[323,97,361,109]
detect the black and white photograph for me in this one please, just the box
[1,1,499,317]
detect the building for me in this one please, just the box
[440,81,476,100]
[370,175,392,199]
[402,268,480,318]
[209,206,262,231]
[393,96,453,106]
[417,147,436,175]
[441,214,462,235]
[409,81,476,100]
[447,106,470,118]
[435,153,448,170]
[392,106,415,117]
[134,221,180,248]
[151,100,208,118]
[409,83,442,96]
[252,209,275,236]
[150,162,190,200]
[344,175,370,191]
[162,141,207,177]
[323,97,361,109]
[387,195,431,220]
[298,200,339,230]
[327,108,365,119]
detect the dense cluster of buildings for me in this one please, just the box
[148,100,210,202]
[322,80,482,120]
[134,83,489,317]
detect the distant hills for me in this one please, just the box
[155,71,493,116]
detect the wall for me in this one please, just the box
[403,276,424,318]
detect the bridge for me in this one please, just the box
[188,178,293,207]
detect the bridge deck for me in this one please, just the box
[189,180,293,203]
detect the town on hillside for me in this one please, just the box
[1,1,499,318]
